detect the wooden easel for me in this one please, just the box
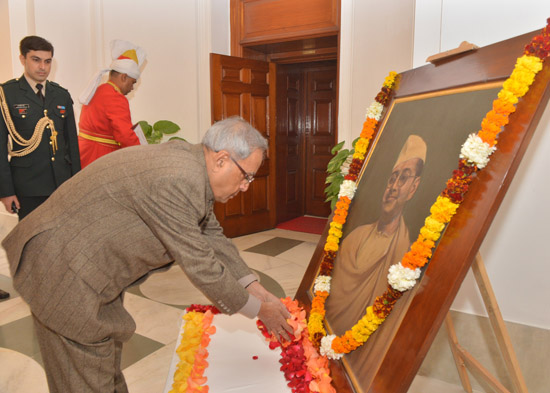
[444,252,528,393]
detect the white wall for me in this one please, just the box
[0,0,225,144]
[413,0,550,329]
[338,0,416,148]
[0,0,14,78]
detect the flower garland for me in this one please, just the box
[257,298,337,393]
[168,305,220,393]
[307,19,550,360]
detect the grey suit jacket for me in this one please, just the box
[2,141,256,343]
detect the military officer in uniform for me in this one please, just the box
[0,36,80,299]
[0,35,80,219]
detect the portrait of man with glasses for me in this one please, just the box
[317,84,503,389]
[325,134,426,334]
[323,134,427,387]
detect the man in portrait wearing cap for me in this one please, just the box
[325,135,427,387]
[78,39,146,168]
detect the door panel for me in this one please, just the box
[276,61,336,222]
[304,67,336,217]
[276,66,304,222]
[210,53,276,238]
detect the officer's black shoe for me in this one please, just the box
[0,289,10,299]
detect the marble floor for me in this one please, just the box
[0,221,474,393]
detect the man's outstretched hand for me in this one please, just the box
[248,281,293,343]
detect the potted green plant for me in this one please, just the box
[137,120,185,144]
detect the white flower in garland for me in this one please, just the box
[387,263,421,292]
[320,335,343,360]
[459,134,496,169]
[340,154,354,176]
[314,275,331,293]
[337,179,357,200]
[366,101,384,121]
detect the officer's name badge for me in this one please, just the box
[57,105,66,114]
[14,104,29,115]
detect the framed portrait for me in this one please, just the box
[295,29,550,393]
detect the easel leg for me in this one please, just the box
[444,252,529,393]
[444,313,473,393]
[471,253,529,393]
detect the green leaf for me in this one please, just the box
[334,149,350,161]
[168,136,186,141]
[138,121,153,137]
[325,173,340,184]
[331,141,345,155]
[146,129,163,144]
[153,120,180,134]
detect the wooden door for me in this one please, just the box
[275,65,304,223]
[210,53,276,238]
[304,66,337,217]
[276,61,337,222]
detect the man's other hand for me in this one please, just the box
[0,196,19,214]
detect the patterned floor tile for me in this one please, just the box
[244,237,303,256]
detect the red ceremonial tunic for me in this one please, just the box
[78,82,140,168]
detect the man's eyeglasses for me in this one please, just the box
[230,157,255,183]
[387,168,417,188]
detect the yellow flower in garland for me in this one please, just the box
[354,138,370,155]
[497,88,519,105]
[419,226,442,242]
[331,307,384,353]
[324,235,340,252]
[323,241,338,252]
[352,307,384,338]
[383,71,398,87]
[424,216,445,234]
[429,196,459,223]
[328,225,343,239]
[509,66,537,86]
[329,221,343,231]
[502,78,530,98]
[309,291,329,342]
[515,54,543,74]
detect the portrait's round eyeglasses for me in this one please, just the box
[387,168,418,188]
[230,157,255,183]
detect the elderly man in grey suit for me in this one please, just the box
[2,116,292,392]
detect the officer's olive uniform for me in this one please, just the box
[0,76,80,218]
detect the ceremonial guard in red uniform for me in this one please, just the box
[78,39,147,168]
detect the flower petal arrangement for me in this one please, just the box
[169,305,220,393]
[257,298,337,393]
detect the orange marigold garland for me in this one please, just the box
[307,19,550,361]
[307,70,399,356]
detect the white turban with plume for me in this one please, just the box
[79,39,147,105]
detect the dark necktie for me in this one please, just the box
[36,83,44,103]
